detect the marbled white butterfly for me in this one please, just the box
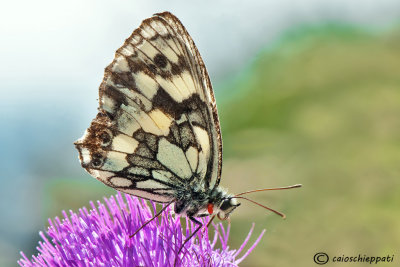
[75,11,301,251]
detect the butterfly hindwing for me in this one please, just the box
[75,12,222,202]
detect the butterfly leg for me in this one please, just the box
[174,216,203,266]
[129,199,174,238]
[206,215,216,228]
[178,216,203,254]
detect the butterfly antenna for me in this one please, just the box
[234,184,302,197]
[234,196,287,218]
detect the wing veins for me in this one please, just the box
[157,19,205,100]
[146,22,195,97]
[134,31,188,100]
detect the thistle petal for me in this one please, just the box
[18,193,263,267]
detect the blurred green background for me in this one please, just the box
[1,1,400,266]
[219,25,400,266]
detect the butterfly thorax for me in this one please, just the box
[174,183,241,220]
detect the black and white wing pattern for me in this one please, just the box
[75,12,222,203]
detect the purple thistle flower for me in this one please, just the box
[19,193,265,267]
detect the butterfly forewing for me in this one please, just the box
[75,12,222,203]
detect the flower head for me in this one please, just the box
[19,193,264,266]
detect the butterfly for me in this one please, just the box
[74,11,300,252]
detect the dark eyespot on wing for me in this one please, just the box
[154,53,168,68]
